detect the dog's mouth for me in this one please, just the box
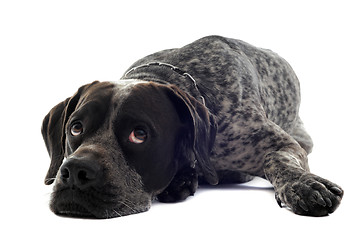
[50,189,106,218]
[53,201,147,219]
[50,186,151,219]
[56,202,97,218]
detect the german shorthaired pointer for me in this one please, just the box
[42,35,343,218]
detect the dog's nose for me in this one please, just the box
[59,157,103,190]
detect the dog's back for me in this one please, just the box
[123,35,307,177]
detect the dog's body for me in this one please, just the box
[42,36,343,218]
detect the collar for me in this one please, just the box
[124,62,206,106]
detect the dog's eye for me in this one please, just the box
[129,129,147,144]
[70,122,83,136]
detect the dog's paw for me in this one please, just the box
[157,167,198,203]
[277,173,344,216]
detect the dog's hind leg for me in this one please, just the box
[290,118,313,154]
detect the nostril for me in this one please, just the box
[78,170,89,185]
[61,167,70,180]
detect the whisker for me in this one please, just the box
[122,199,137,213]
[112,209,122,217]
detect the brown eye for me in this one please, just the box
[129,129,147,144]
[70,122,83,136]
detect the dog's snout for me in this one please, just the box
[60,157,103,190]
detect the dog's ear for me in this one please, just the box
[41,81,99,185]
[165,85,218,185]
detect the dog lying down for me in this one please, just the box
[42,35,343,218]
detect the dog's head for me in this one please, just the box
[41,80,218,218]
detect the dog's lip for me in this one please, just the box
[54,201,147,219]
[57,210,95,218]
[55,202,97,218]
[51,188,135,218]
[51,187,103,218]
[51,184,152,218]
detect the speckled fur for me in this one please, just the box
[123,36,343,216]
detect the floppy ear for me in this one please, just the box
[41,98,70,185]
[165,85,219,185]
[41,81,98,185]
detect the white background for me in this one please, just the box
[1,0,359,239]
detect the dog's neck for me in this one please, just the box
[123,62,206,106]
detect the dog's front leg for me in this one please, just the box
[157,166,198,203]
[263,145,343,216]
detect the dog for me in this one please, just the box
[42,35,343,218]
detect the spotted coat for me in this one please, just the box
[123,35,343,216]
